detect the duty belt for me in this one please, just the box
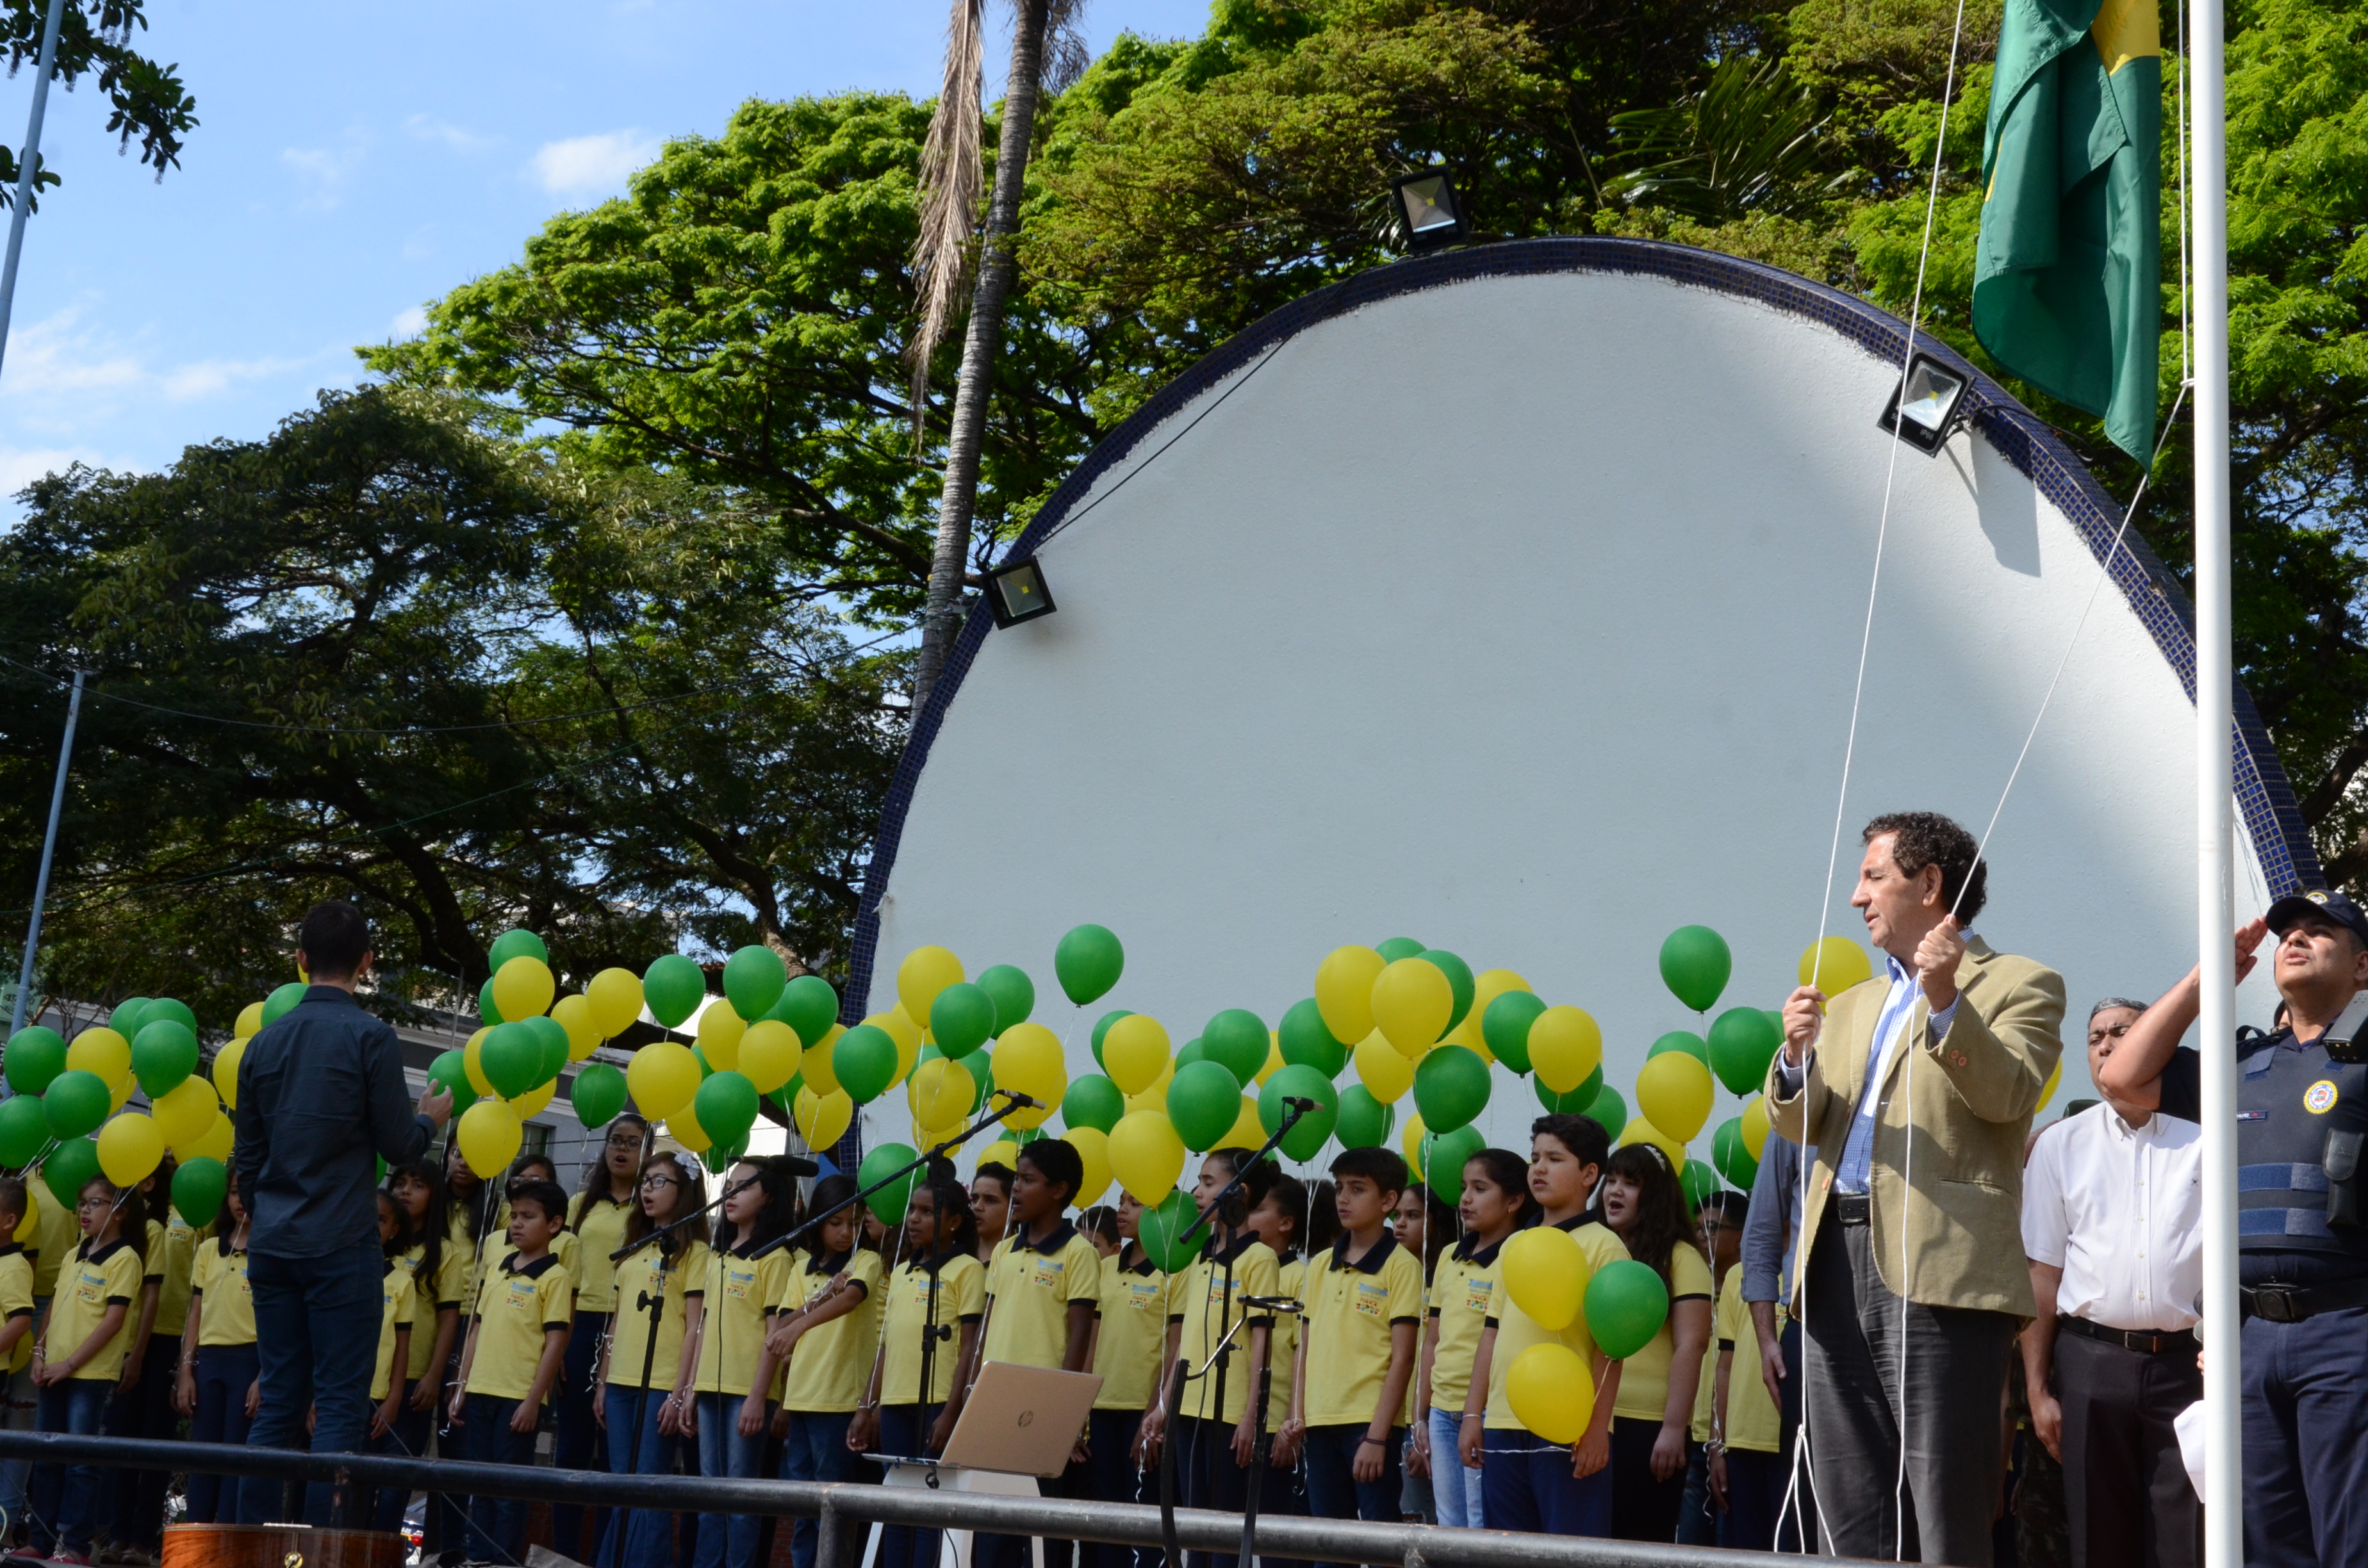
[2240,1275,2368,1323]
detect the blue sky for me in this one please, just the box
[0,0,1211,502]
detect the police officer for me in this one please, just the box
[2101,889,2368,1568]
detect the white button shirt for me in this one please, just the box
[2021,1101,2203,1332]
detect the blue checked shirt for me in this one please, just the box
[1831,953,1959,1193]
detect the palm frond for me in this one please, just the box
[909,0,986,450]
[1606,56,1841,224]
[1044,0,1092,94]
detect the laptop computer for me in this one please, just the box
[936,1362,1104,1479]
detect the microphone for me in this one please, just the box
[994,1089,1042,1110]
[1281,1097,1319,1112]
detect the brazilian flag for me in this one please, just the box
[1972,0,2161,461]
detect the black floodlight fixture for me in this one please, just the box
[1392,167,1466,251]
[984,555,1057,628]
[1878,351,1973,454]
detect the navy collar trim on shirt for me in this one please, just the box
[1201,1230,1260,1268]
[79,1237,131,1265]
[1122,1247,1158,1277]
[812,1248,851,1275]
[0,1243,22,1261]
[913,1244,969,1276]
[1328,1231,1401,1275]
[502,1251,560,1278]
[1014,1221,1078,1257]
[1452,1233,1507,1266]
[1552,1214,1605,1235]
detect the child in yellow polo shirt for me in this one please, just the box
[1085,1190,1182,1564]
[1415,1147,1530,1528]
[678,1156,794,1568]
[28,1174,147,1564]
[450,1178,572,1563]
[1707,1199,1788,1549]
[1600,1143,1714,1542]
[768,1173,883,1568]
[365,1191,418,1533]
[0,1179,37,1537]
[1282,1148,1424,1533]
[600,1150,711,1568]
[173,1168,253,1524]
[1247,1175,1310,1527]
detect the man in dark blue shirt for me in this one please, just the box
[231,899,454,1526]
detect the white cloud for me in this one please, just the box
[390,305,429,338]
[529,130,657,196]
[0,304,332,427]
[158,355,309,402]
[404,113,495,153]
[282,142,368,210]
[0,445,119,494]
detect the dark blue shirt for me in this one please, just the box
[231,986,435,1257]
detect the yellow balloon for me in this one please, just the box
[1108,1109,1187,1204]
[1257,1036,1284,1087]
[1315,945,1385,1045]
[493,956,555,1022]
[1501,1225,1587,1330]
[627,1041,701,1120]
[177,1109,233,1164]
[2038,1057,2063,1113]
[1529,1006,1603,1094]
[976,1139,1020,1172]
[1618,1115,1688,1171]
[868,1011,923,1086]
[669,1093,712,1153]
[1506,1343,1595,1444]
[909,1058,974,1129]
[796,1087,853,1151]
[1372,958,1454,1056]
[914,1116,966,1154]
[1740,1095,1772,1159]
[552,994,602,1061]
[152,1077,219,1147]
[514,1078,557,1120]
[67,1029,129,1086]
[1636,1052,1714,1143]
[1063,1127,1113,1207]
[1799,936,1875,997]
[464,1029,496,1097]
[234,1002,265,1038]
[588,967,645,1037]
[994,1024,1067,1131]
[458,1100,523,1177]
[110,1073,134,1113]
[1354,1031,1414,1103]
[1452,968,1531,1057]
[96,1113,165,1188]
[1222,1095,1262,1150]
[896,946,966,1025]
[696,1004,746,1071]
[212,1036,247,1111]
[1402,1111,1429,1177]
[739,1020,802,1095]
[1103,1015,1172,1095]
[801,1035,840,1095]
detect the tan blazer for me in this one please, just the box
[1763,935,2065,1316]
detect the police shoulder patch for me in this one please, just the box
[2306,1079,2340,1114]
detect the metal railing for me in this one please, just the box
[0,1430,1848,1568]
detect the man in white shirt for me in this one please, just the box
[2021,997,2203,1568]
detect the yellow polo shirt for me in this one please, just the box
[448,1205,496,1319]
[1611,1243,1714,1422]
[29,1183,76,1299]
[191,1239,254,1346]
[465,1251,571,1401]
[1267,1255,1304,1430]
[1092,1250,1180,1412]
[371,1262,418,1402]
[0,1246,33,1373]
[1426,1234,1502,1415]
[777,1248,885,1413]
[983,1224,1102,1371]
[49,1237,143,1381]
[608,1239,706,1391]
[1297,1234,1424,1429]
[690,1242,788,1398]
[147,1216,195,1345]
[1718,1270,1782,1454]
[880,1252,986,1407]
[393,1243,443,1378]
[1172,1234,1279,1425]
[1483,1217,1631,1431]
[570,1193,636,1314]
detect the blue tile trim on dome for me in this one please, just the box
[844,235,2320,1031]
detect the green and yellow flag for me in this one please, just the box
[1972,0,2162,461]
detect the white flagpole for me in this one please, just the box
[2189,0,2239,1553]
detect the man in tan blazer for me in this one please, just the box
[1764,811,2064,1567]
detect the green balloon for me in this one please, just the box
[1174,1038,1207,1071]
[172,1157,227,1229]
[1577,1064,1604,1104]
[131,1020,199,1099]
[722,945,789,1022]
[1649,1030,1710,1065]
[1583,1082,1628,1142]
[642,954,707,1030]
[1584,1257,1671,1359]
[692,1045,717,1079]
[481,1022,545,1100]
[1137,1190,1203,1271]
[1413,1045,1490,1134]
[1713,1118,1760,1191]
[109,999,151,1040]
[429,1049,479,1113]
[4,1027,66,1096]
[859,1142,920,1225]
[1374,937,1425,963]
[477,977,504,1027]
[42,1136,97,1209]
[1422,1124,1488,1203]
[1257,1066,1338,1160]
[1166,1061,1243,1152]
[1483,992,1545,1074]
[1089,1010,1132,1070]
[1277,999,1347,1079]
[1200,1009,1268,1085]
[1418,951,1476,1034]
[703,1139,748,1174]
[930,983,997,1058]
[144,999,197,1036]
[0,1094,47,1168]
[1659,925,1732,1013]
[958,1048,991,1113]
[571,1061,627,1128]
[43,1070,110,1139]
[1061,1074,1125,1134]
[1682,1158,1722,1211]
[262,982,309,1027]
[976,966,1035,1034]
[488,928,549,970]
[1334,1084,1395,1150]
[1534,1074,1593,1115]
[695,1070,761,1146]
[1054,924,1125,1006]
[833,1025,899,1104]
[1708,1007,1783,1095]
[522,1015,571,1083]
[766,974,841,1048]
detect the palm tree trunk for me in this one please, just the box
[913,0,1050,707]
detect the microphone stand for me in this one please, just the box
[1234,1296,1303,1568]
[745,1090,1038,1263]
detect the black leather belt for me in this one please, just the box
[2241,1275,2368,1323]
[1832,1192,1871,1227]
[2057,1315,2193,1355]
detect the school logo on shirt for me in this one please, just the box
[1463,1277,1493,1314]
[1353,1281,1389,1319]
[502,1277,539,1312]
[2308,1079,2340,1114]
[1030,1257,1065,1291]
[74,1268,103,1307]
[723,1264,757,1299]
[1126,1280,1163,1312]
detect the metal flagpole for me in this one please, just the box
[0,0,69,379]
[2189,0,2238,1551]
[11,667,85,1037]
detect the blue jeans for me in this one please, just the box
[1426,1407,1481,1527]
[553,1311,610,1560]
[28,1377,112,1555]
[186,1343,261,1523]
[875,1406,941,1568]
[600,1382,687,1568]
[240,1241,384,1526]
[780,1410,857,1568]
[1721,1448,1789,1551]
[1301,1423,1402,1553]
[1479,1426,1613,1537]
[693,1390,770,1568]
[461,1392,538,1562]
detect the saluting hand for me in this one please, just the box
[1916,915,1966,1012]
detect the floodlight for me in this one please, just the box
[983,555,1057,628]
[1878,352,1973,454]
[1392,168,1466,251]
